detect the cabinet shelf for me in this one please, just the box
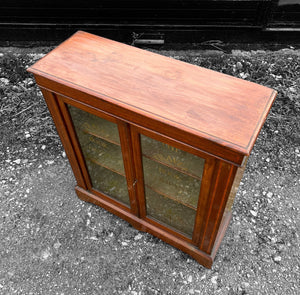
[78,131,125,176]
[142,154,202,181]
[142,157,201,209]
[86,159,130,206]
[145,184,197,211]
[83,129,120,146]
[68,105,120,146]
[87,157,124,177]
[141,134,204,180]
[145,187,196,238]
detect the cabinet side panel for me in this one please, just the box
[225,156,248,212]
[199,161,237,254]
[39,87,87,189]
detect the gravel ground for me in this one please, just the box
[0,46,299,294]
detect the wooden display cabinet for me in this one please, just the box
[28,31,276,268]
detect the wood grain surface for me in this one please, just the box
[28,31,276,159]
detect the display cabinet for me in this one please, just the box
[28,31,276,268]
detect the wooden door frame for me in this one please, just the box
[55,92,139,215]
[130,124,237,254]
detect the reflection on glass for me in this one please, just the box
[141,135,205,237]
[68,105,130,206]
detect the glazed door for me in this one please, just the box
[57,96,137,214]
[131,126,213,242]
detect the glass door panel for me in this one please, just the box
[86,159,129,205]
[68,105,130,206]
[76,132,125,176]
[141,134,205,238]
[145,187,197,237]
[143,157,201,208]
[69,105,120,145]
[141,135,204,179]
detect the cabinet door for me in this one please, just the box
[132,127,207,240]
[61,101,135,210]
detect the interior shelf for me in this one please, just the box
[142,156,201,209]
[145,187,196,238]
[144,184,197,210]
[141,134,205,180]
[78,131,125,176]
[142,154,203,181]
[68,105,120,146]
[86,159,130,206]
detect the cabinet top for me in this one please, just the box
[28,31,276,162]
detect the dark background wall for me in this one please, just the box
[0,0,299,44]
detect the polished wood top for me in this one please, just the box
[28,31,276,157]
